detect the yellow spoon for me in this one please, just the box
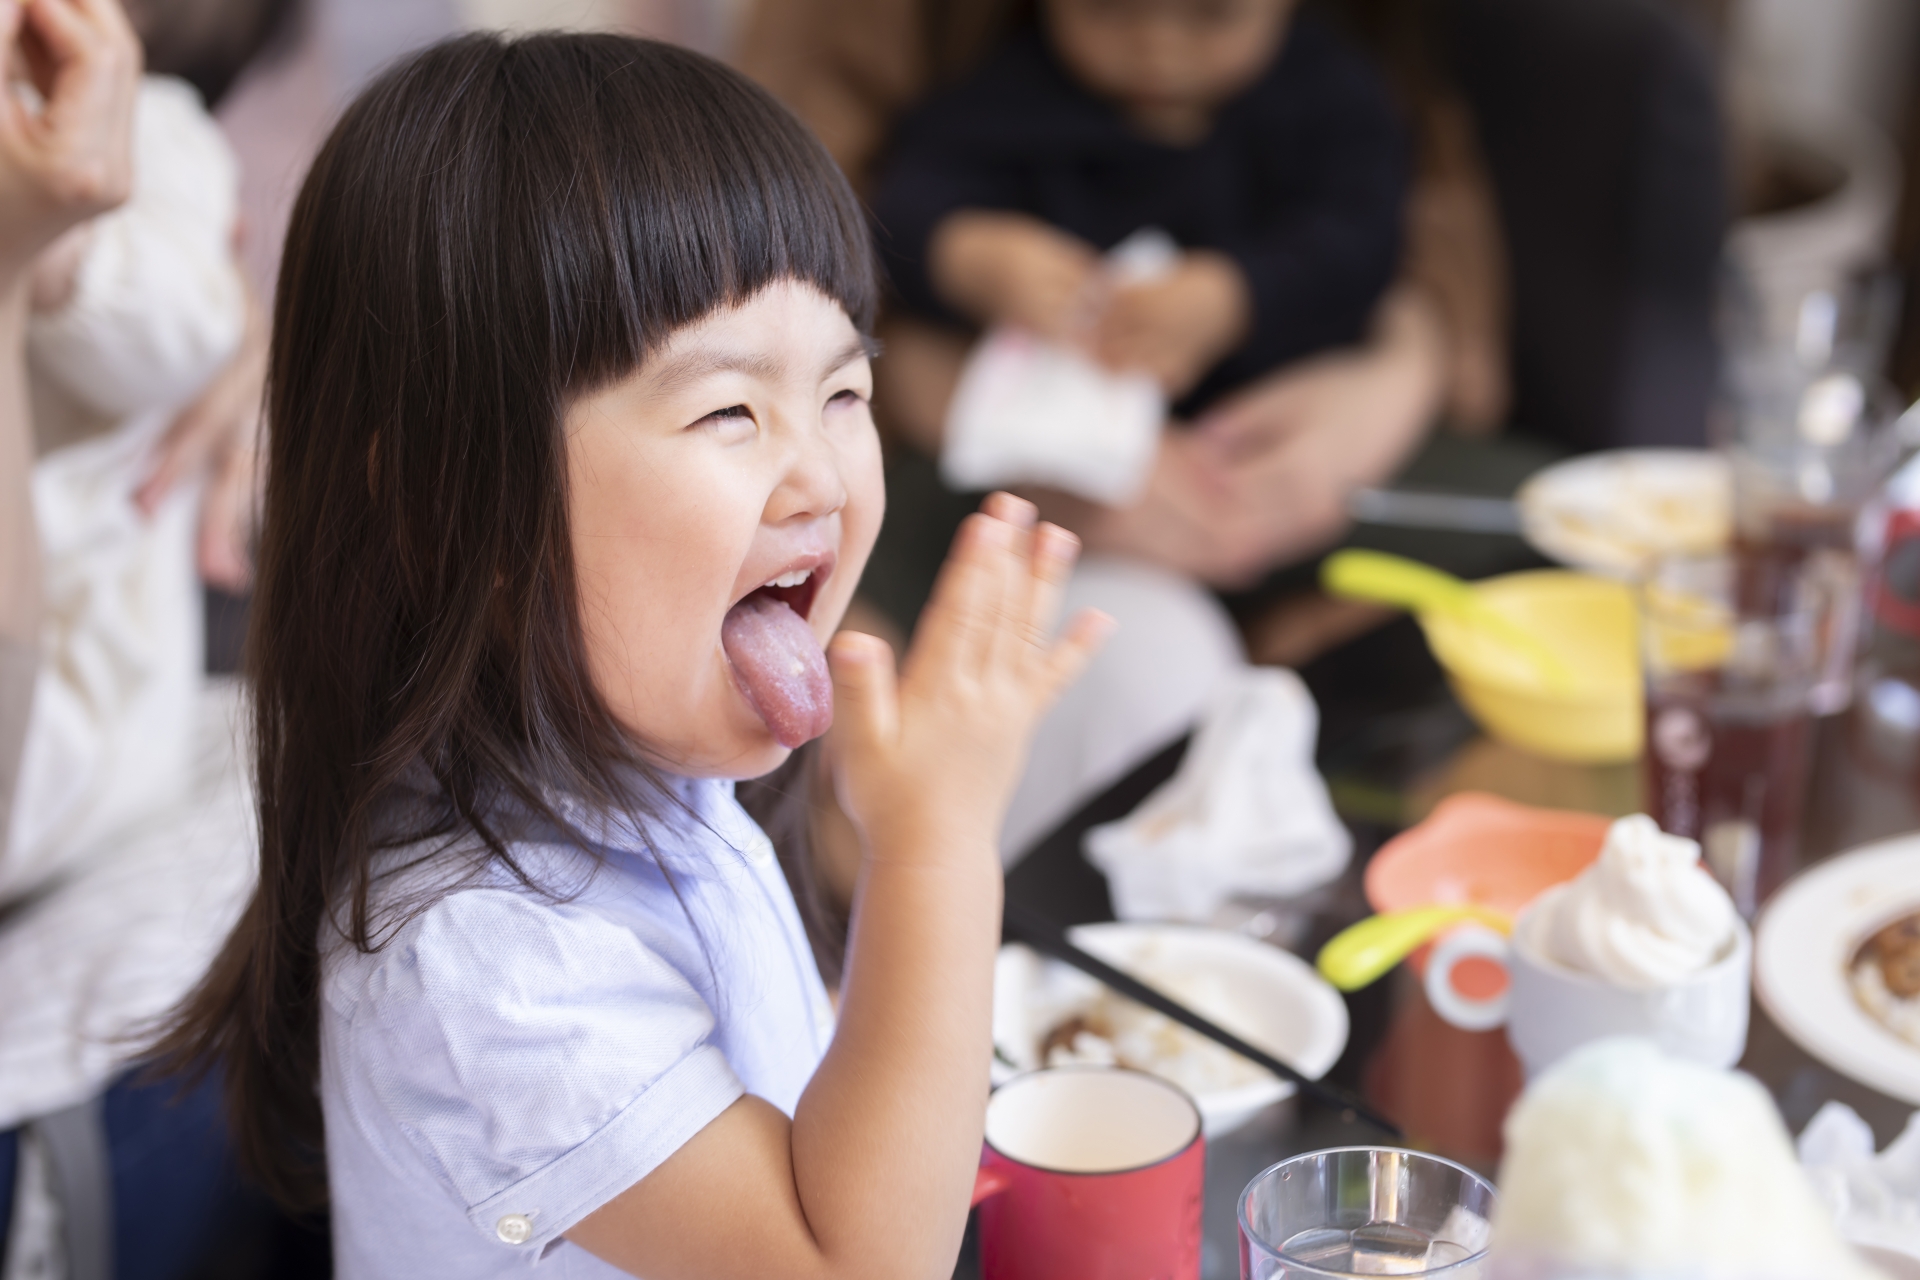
[1321,549,1577,692]
[1315,904,1514,992]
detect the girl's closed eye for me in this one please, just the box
[699,403,756,442]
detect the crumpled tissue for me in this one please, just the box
[1084,666,1351,922]
[1799,1100,1920,1263]
[941,228,1178,506]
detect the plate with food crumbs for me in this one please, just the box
[991,923,1348,1136]
[1517,449,1731,577]
[1757,834,1920,1105]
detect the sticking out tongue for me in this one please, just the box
[721,591,832,748]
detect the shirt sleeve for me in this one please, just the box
[1204,39,1409,395]
[869,97,1033,325]
[28,75,246,421]
[341,887,747,1256]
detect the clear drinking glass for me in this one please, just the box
[1717,270,1899,715]
[1239,1147,1497,1279]
[1641,552,1823,917]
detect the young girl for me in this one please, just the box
[159,30,1108,1280]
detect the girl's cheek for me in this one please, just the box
[839,413,887,551]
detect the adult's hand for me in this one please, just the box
[0,0,140,281]
[927,210,1099,342]
[1068,287,1447,587]
[1090,250,1249,399]
[134,276,267,591]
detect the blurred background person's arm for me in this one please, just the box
[0,0,141,853]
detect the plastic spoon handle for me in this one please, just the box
[1322,548,1479,615]
[1321,550,1576,690]
[1316,904,1513,992]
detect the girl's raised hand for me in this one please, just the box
[826,492,1111,862]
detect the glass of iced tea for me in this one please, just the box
[1641,553,1823,917]
[1721,357,1897,714]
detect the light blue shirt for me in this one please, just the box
[320,776,834,1277]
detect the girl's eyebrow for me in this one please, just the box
[824,337,878,375]
[645,337,875,395]
[647,348,784,395]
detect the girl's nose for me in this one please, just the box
[766,411,848,522]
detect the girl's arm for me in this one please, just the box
[569,493,1108,1280]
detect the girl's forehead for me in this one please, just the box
[637,284,869,388]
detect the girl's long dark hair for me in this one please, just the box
[152,32,876,1209]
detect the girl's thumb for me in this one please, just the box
[826,630,898,752]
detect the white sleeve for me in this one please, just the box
[338,888,747,1256]
[27,75,246,420]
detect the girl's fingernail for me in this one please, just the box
[1037,524,1080,562]
[973,514,1012,547]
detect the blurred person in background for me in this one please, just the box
[740,0,1724,856]
[0,0,297,1273]
[870,0,1408,432]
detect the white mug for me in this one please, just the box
[1423,909,1752,1078]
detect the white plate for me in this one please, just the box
[1755,834,1920,1106]
[991,922,1349,1137]
[1517,448,1731,576]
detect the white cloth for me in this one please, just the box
[0,75,250,1127]
[1000,556,1244,861]
[1799,1101,1920,1263]
[940,229,1177,506]
[322,777,834,1277]
[1085,666,1350,922]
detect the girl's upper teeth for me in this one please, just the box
[766,569,810,589]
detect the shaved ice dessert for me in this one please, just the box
[1490,1038,1886,1280]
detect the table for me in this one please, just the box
[967,625,1920,1280]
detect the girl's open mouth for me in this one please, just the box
[751,565,822,623]
[721,559,835,748]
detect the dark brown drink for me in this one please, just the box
[1644,679,1814,918]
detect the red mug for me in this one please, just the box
[969,1066,1205,1280]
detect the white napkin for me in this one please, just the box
[1799,1101,1920,1262]
[940,228,1178,506]
[1084,666,1351,922]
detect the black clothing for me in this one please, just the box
[870,16,1408,414]
[1441,0,1725,452]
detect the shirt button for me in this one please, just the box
[744,835,775,867]
[496,1214,533,1245]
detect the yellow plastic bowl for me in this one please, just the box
[1418,570,1642,763]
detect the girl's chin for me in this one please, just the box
[667,715,802,781]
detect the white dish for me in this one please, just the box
[1755,834,1920,1106]
[1517,448,1731,576]
[991,922,1349,1137]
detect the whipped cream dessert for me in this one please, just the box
[1491,1039,1887,1280]
[1522,814,1738,989]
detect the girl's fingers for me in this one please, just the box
[826,631,899,760]
[978,491,1035,530]
[1041,608,1115,701]
[978,494,1037,673]
[905,511,1006,682]
[1014,522,1079,662]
